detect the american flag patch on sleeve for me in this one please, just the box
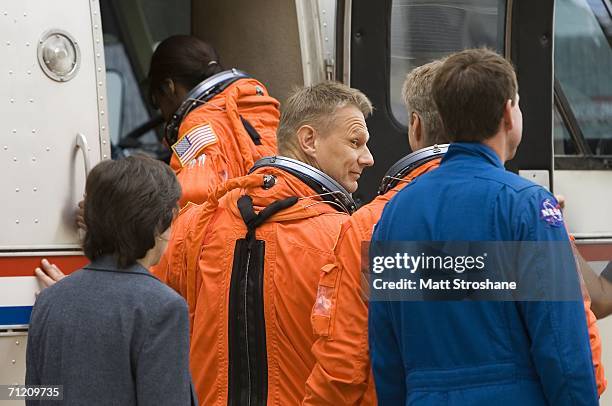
[171,123,218,166]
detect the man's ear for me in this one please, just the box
[409,112,423,151]
[296,125,318,159]
[503,99,514,131]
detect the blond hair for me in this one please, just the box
[277,81,373,154]
[402,59,448,145]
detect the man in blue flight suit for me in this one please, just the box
[369,48,599,405]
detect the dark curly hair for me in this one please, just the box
[82,155,181,268]
[148,35,224,107]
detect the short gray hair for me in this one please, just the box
[277,81,373,154]
[401,60,448,145]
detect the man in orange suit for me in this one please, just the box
[153,81,375,405]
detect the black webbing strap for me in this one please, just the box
[237,195,298,243]
[227,194,298,406]
[240,115,262,145]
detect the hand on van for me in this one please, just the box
[35,259,66,290]
[76,199,86,231]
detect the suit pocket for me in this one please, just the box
[311,263,341,337]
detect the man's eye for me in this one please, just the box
[351,139,359,146]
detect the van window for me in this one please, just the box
[554,0,612,166]
[554,104,579,155]
[100,0,191,159]
[389,0,505,125]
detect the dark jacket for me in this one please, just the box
[26,255,196,405]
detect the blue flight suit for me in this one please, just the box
[369,143,598,405]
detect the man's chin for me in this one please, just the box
[343,181,358,194]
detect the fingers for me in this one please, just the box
[76,217,86,231]
[42,259,65,280]
[35,267,58,289]
[555,194,566,210]
[76,200,86,231]
[35,259,66,289]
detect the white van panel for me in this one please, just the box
[0,0,109,250]
[554,170,612,238]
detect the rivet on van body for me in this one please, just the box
[34,219,39,224]
[15,220,19,224]
[15,341,19,346]
[13,157,17,162]
[11,360,16,364]
[31,157,36,162]
[29,99,33,103]
[33,187,37,192]
[15,188,20,192]
[10,98,14,103]
[3,146,7,150]
[46,147,50,152]
[12,129,17,133]
[31,129,36,133]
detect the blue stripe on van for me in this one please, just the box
[0,306,32,326]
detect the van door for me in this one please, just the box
[1,0,109,253]
[0,0,108,392]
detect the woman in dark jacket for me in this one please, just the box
[26,156,195,405]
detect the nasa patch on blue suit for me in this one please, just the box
[539,198,564,227]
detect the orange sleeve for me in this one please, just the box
[175,152,231,207]
[171,115,232,208]
[150,204,201,333]
[584,295,607,396]
[568,233,607,396]
[151,204,197,295]
[303,219,376,405]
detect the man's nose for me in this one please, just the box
[359,146,375,167]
